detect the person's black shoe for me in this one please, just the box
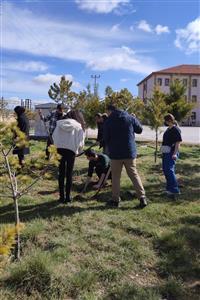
[106,200,119,208]
[65,196,73,203]
[139,196,148,208]
[58,198,65,203]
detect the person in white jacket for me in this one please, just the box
[53,110,85,203]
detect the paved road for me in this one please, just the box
[86,126,200,145]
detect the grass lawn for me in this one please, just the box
[0,140,199,300]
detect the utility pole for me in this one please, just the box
[91,75,100,97]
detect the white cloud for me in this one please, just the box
[137,20,170,35]
[155,24,170,35]
[33,73,81,88]
[75,0,129,14]
[1,2,158,76]
[120,78,130,82]
[5,61,48,72]
[110,24,120,33]
[137,20,152,33]
[87,46,157,74]
[175,17,200,54]
[2,71,82,101]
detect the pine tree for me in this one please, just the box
[165,79,194,122]
[48,76,77,108]
[0,121,59,260]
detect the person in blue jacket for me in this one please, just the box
[103,104,147,208]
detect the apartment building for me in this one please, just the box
[137,64,200,126]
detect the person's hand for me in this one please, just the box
[93,184,100,189]
[172,154,177,160]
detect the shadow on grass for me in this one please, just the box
[38,189,58,195]
[180,215,200,225]
[0,200,108,224]
[179,147,200,160]
[73,167,88,177]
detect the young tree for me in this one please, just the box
[105,86,113,97]
[165,79,194,122]
[0,122,59,260]
[103,88,134,112]
[74,84,102,128]
[83,96,102,128]
[131,98,145,121]
[143,88,168,162]
[48,76,78,108]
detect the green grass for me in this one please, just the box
[0,140,199,300]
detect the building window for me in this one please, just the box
[157,78,162,86]
[192,79,198,87]
[191,112,196,120]
[165,78,170,86]
[182,79,187,86]
[144,82,147,91]
[192,95,197,102]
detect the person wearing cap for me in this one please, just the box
[103,104,147,208]
[82,149,111,193]
[38,104,66,159]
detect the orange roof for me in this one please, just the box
[137,64,200,85]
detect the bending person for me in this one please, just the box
[82,149,111,192]
[53,110,85,203]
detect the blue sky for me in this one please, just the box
[1,0,200,105]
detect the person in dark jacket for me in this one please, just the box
[103,104,147,208]
[38,103,66,160]
[95,113,109,155]
[13,106,30,166]
[161,113,182,197]
[95,113,104,146]
[82,149,111,192]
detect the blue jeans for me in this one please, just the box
[162,153,180,194]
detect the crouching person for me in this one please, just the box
[52,110,85,203]
[82,149,111,193]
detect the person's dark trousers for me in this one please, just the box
[162,153,180,194]
[18,153,25,165]
[57,149,75,200]
[46,135,53,160]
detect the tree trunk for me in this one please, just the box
[4,152,20,260]
[155,129,158,163]
[13,196,20,260]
